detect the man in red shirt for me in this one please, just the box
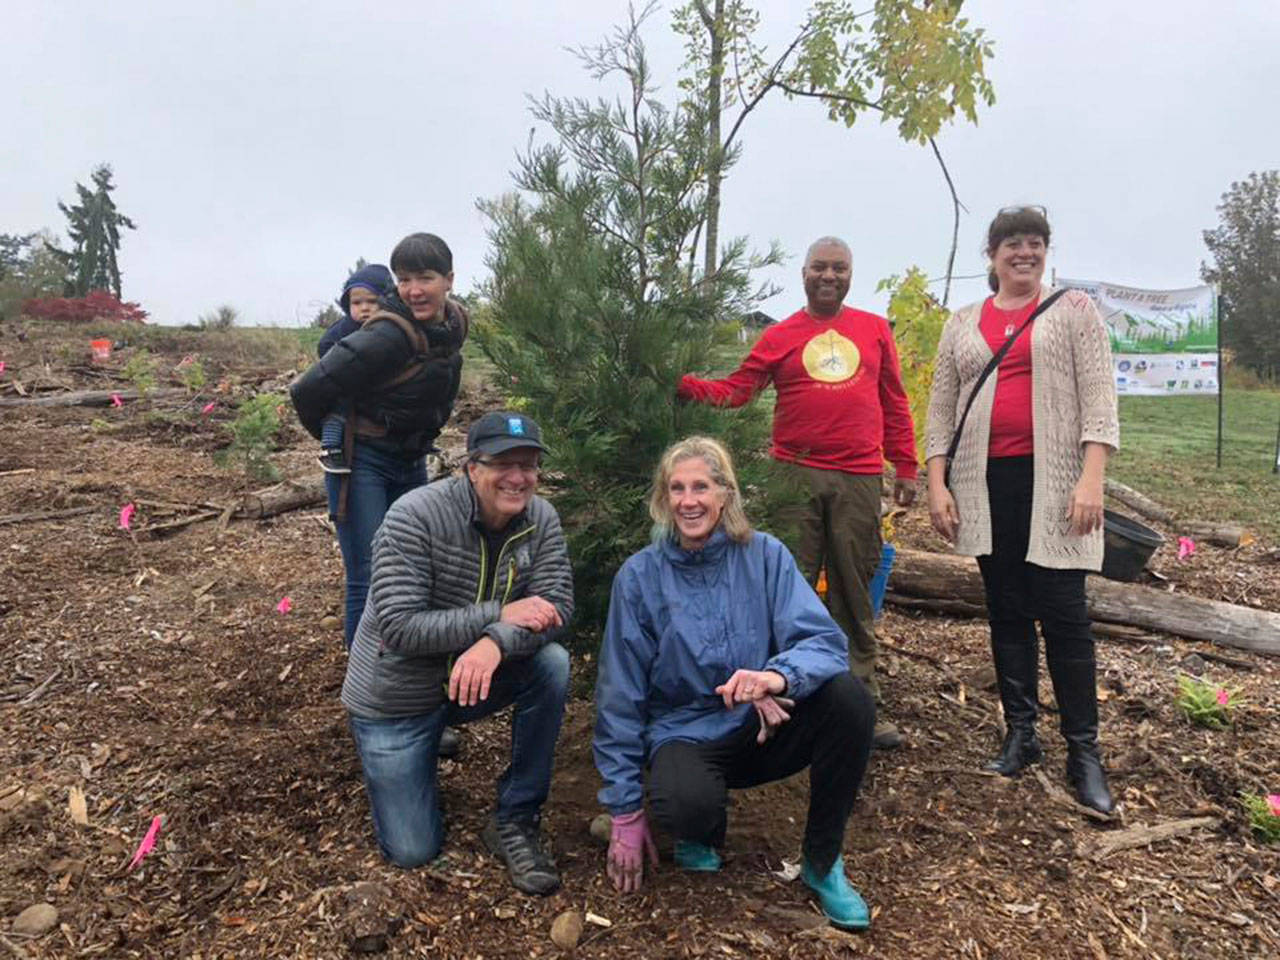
[678,237,918,749]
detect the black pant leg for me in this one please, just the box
[978,458,1041,725]
[721,673,876,875]
[1032,565,1097,741]
[978,457,1037,641]
[648,737,738,848]
[1031,566,1091,658]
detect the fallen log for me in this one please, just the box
[1078,815,1218,860]
[1177,519,1250,549]
[1104,478,1175,523]
[891,547,1280,657]
[140,510,224,536]
[885,591,985,618]
[0,387,185,408]
[119,478,330,542]
[0,506,96,527]
[130,477,327,537]
[232,477,326,519]
[1105,478,1249,548]
[889,585,1259,667]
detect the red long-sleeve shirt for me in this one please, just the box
[678,306,918,478]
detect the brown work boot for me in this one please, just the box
[872,720,902,750]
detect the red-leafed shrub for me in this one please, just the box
[22,290,148,324]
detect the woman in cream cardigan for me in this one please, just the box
[924,206,1119,814]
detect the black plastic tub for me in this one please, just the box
[1101,509,1164,582]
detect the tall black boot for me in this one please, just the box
[982,628,1042,776]
[1046,649,1113,814]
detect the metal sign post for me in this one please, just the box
[1273,405,1280,474]
[1215,284,1223,470]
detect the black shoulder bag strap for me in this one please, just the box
[943,288,1068,487]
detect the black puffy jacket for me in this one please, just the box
[289,295,467,459]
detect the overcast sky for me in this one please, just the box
[4,1,1278,326]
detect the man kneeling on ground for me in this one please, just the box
[341,411,573,895]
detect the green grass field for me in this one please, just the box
[1111,389,1280,542]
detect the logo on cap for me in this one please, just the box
[507,417,525,436]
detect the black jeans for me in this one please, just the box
[976,457,1095,735]
[647,673,874,877]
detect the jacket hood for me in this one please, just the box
[339,263,393,315]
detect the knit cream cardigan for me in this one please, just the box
[924,285,1120,571]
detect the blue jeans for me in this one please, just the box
[348,642,570,868]
[326,441,428,648]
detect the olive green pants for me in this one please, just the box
[784,465,883,696]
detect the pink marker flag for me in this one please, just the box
[128,815,164,871]
[276,596,293,615]
[1177,536,1196,560]
[1268,794,1280,818]
[201,401,216,415]
[0,360,6,374]
[119,503,136,531]
[110,393,124,408]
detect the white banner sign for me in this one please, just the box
[1058,278,1218,396]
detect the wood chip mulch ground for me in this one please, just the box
[2,323,1278,958]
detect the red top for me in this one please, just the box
[678,306,918,478]
[978,296,1038,458]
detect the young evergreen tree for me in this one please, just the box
[477,7,787,634]
[53,164,136,298]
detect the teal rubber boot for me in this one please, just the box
[801,856,870,930]
[674,840,722,872]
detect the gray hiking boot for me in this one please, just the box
[482,816,560,896]
[872,720,903,751]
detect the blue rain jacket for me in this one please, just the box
[593,528,849,814]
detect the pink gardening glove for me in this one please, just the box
[606,809,659,893]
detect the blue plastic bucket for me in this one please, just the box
[870,542,896,618]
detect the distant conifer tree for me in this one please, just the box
[53,164,136,298]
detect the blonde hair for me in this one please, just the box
[648,436,752,545]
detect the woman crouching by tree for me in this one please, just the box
[923,206,1119,813]
[592,436,877,931]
